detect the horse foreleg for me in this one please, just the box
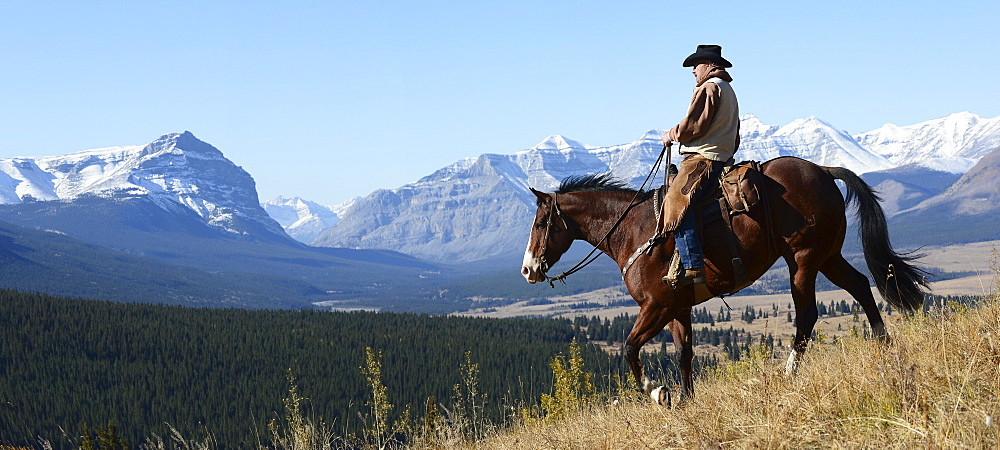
[667,313,694,400]
[624,304,673,405]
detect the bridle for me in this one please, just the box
[534,145,670,287]
[535,192,570,277]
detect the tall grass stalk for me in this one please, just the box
[360,347,398,449]
[520,338,597,424]
[450,351,487,440]
[140,423,217,450]
[264,370,338,449]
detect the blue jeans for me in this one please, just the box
[675,205,703,270]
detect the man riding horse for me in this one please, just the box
[658,44,740,287]
[522,44,928,403]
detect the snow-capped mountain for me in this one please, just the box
[739,115,896,174]
[262,196,352,243]
[0,131,286,238]
[312,113,1000,262]
[855,112,1000,173]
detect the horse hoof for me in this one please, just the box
[650,385,671,407]
[784,349,800,375]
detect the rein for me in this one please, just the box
[542,145,669,287]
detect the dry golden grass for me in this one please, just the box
[464,294,1000,449]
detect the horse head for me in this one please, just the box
[521,188,577,284]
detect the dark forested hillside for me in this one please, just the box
[0,290,611,447]
[0,200,460,311]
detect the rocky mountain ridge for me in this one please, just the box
[311,113,1000,262]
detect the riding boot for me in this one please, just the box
[665,268,706,286]
[663,210,706,286]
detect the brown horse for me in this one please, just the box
[520,156,927,403]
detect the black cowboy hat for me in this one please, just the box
[682,44,732,68]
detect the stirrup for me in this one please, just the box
[662,268,706,287]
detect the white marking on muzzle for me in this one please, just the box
[521,245,544,283]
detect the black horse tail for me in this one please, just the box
[827,167,929,312]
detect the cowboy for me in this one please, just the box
[659,44,740,286]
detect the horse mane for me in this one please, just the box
[556,173,632,193]
[536,173,651,206]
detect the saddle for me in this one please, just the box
[653,160,763,226]
[651,160,764,293]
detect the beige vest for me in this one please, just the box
[682,78,739,162]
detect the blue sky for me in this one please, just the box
[1,1,997,205]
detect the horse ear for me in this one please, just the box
[530,187,548,201]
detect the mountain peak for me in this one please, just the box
[638,129,666,142]
[530,135,588,152]
[739,114,777,138]
[942,111,980,124]
[159,130,196,140]
[864,112,985,136]
[147,131,224,158]
[262,195,339,243]
[778,116,836,134]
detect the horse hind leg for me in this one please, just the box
[821,254,889,341]
[785,256,819,375]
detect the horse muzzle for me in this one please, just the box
[521,250,547,284]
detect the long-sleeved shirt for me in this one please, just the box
[667,68,740,162]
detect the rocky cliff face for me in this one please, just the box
[312,154,534,262]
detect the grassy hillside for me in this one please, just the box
[469,289,1000,448]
